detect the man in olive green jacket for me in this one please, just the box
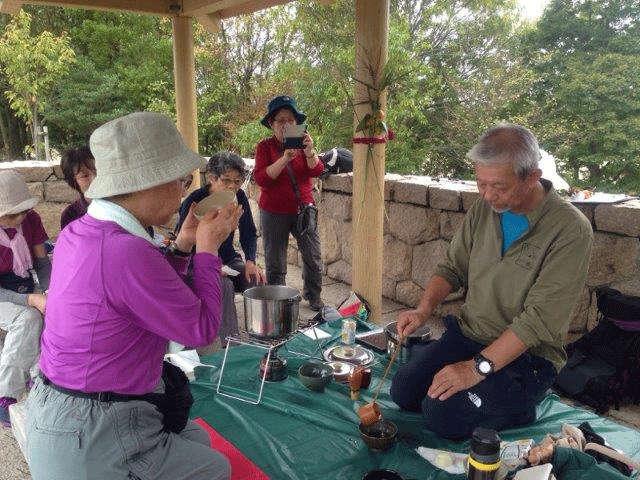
[390,124,593,439]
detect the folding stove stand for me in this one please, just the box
[216,320,326,404]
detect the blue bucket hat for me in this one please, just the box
[261,95,306,128]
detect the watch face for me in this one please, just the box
[478,360,492,374]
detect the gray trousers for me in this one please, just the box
[0,302,42,399]
[218,275,239,342]
[26,378,231,480]
[260,209,322,302]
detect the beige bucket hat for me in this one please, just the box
[0,170,40,218]
[85,112,204,199]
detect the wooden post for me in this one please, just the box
[172,16,201,188]
[352,0,389,325]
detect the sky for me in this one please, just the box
[517,0,550,19]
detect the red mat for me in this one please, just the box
[194,417,270,480]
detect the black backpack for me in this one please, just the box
[553,286,640,413]
[319,147,353,180]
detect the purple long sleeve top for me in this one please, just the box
[39,215,223,394]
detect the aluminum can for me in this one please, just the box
[341,317,357,345]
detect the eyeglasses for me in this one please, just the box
[272,118,296,125]
[179,176,193,189]
[219,177,244,187]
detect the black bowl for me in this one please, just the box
[298,361,333,392]
[362,469,404,480]
[359,419,398,451]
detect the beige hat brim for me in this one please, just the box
[0,196,40,218]
[85,149,204,199]
[85,112,207,199]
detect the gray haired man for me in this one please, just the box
[390,124,593,439]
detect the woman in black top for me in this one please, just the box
[176,151,266,292]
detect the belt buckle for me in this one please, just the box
[98,392,113,402]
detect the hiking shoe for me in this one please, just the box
[0,397,17,428]
[308,298,324,311]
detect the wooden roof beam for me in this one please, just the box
[214,0,334,20]
[182,0,235,17]
[197,12,222,33]
[0,0,179,16]
[216,0,289,19]
[0,1,23,14]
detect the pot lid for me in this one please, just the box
[326,361,354,382]
[323,345,374,366]
[385,321,431,341]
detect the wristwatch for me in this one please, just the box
[473,353,495,376]
[167,242,191,257]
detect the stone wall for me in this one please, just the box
[11,162,640,334]
[249,173,640,334]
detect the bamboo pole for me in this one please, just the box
[351,0,389,325]
[172,16,201,188]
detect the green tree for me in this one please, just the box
[291,0,528,177]
[516,0,640,193]
[0,1,535,175]
[0,10,75,159]
[43,9,174,147]
[195,6,300,156]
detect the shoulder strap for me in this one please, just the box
[285,163,302,206]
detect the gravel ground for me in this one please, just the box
[0,427,31,480]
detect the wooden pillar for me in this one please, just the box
[352,0,389,325]
[172,16,201,188]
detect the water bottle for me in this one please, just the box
[341,317,356,345]
[467,427,501,480]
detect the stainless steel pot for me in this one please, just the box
[242,285,301,338]
[385,321,432,364]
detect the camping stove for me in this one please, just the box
[216,318,323,404]
[259,349,288,382]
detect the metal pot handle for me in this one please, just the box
[288,294,302,303]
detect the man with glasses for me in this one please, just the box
[390,124,593,439]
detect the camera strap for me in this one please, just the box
[285,163,303,210]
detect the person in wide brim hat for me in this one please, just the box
[0,170,40,218]
[253,96,325,312]
[260,95,307,128]
[0,169,50,429]
[27,111,240,480]
[85,111,206,199]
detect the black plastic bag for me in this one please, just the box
[296,204,318,236]
[143,360,194,434]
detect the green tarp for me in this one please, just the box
[189,326,640,480]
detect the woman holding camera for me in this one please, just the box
[254,95,324,311]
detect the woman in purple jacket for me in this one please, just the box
[26,112,241,480]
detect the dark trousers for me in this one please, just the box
[226,256,252,293]
[389,316,556,440]
[260,209,322,302]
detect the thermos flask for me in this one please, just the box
[467,427,501,480]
